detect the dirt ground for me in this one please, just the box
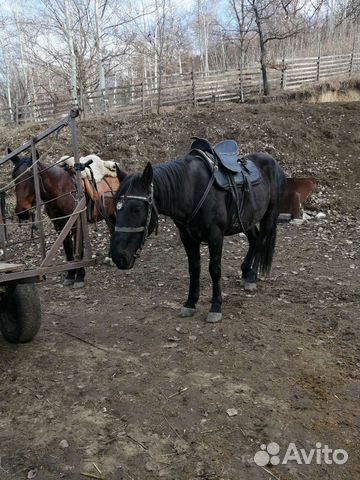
[0,101,359,480]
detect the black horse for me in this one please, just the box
[111,141,286,322]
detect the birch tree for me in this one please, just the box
[247,0,323,95]
[229,0,253,101]
[63,0,78,104]
[94,0,106,92]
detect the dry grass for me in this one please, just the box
[312,88,360,103]
[254,77,360,104]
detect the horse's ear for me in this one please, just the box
[7,147,20,165]
[116,163,127,182]
[141,162,153,189]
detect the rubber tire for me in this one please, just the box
[0,284,41,343]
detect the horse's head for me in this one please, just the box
[111,162,158,269]
[9,148,36,222]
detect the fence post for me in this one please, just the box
[191,70,197,107]
[349,40,355,78]
[239,67,244,103]
[259,68,262,95]
[141,80,145,115]
[316,44,321,82]
[280,58,287,90]
[316,56,321,81]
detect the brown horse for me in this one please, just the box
[9,148,127,287]
[280,177,317,218]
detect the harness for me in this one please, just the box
[114,183,159,255]
[190,149,246,232]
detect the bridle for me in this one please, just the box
[114,182,159,256]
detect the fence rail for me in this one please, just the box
[1,52,359,126]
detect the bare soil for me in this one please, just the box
[0,101,359,480]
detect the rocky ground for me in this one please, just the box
[0,100,358,480]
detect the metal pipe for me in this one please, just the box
[31,139,46,259]
[69,109,91,261]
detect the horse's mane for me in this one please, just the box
[116,156,192,210]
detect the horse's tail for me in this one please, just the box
[259,221,277,275]
[259,165,286,275]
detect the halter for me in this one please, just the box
[114,182,159,255]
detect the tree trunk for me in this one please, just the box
[64,0,78,105]
[178,50,183,75]
[95,0,106,93]
[239,39,245,102]
[253,5,269,95]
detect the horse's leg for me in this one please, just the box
[241,226,259,291]
[179,230,201,318]
[62,232,77,286]
[104,214,116,267]
[74,224,86,289]
[206,234,224,323]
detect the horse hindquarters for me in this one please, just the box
[241,159,286,288]
[257,164,286,276]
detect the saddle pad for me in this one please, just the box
[214,159,262,190]
[83,175,119,223]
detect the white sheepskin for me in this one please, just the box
[61,154,117,183]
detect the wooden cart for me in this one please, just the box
[0,109,93,342]
[0,262,41,342]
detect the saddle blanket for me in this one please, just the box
[61,154,117,183]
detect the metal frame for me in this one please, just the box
[0,108,93,286]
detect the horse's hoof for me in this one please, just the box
[240,278,246,287]
[103,256,116,267]
[63,277,75,286]
[179,307,196,318]
[206,312,222,323]
[244,282,257,292]
[73,281,85,289]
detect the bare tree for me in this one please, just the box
[247,0,323,95]
[229,0,253,101]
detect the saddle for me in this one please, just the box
[63,161,119,225]
[189,137,262,231]
[190,137,261,190]
[82,176,119,224]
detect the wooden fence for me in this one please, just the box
[1,52,359,126]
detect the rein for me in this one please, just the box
[114,182,159,256]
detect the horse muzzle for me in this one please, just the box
[16,210,31,222]
[111,251,136,270]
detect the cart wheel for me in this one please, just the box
[0,284,41,343]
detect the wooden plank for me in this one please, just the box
[286,61,317,68]
[0,262,24,273]
[286,65,318,72]
[319,61,351,68]
[0,259,94,284]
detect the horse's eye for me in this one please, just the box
[116,201,124,210]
